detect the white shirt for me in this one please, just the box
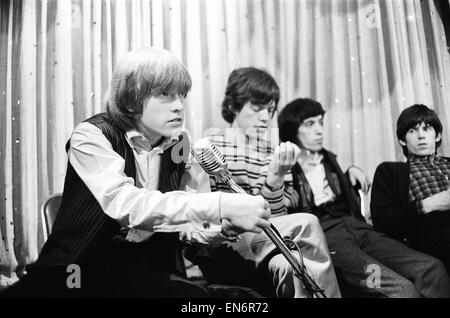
[298,152,335,206]
[68,122,223,244]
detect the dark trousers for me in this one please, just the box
[415,211,450,274]
[321,215,450,298]
[1,239,209,298]
[184,244,273,296]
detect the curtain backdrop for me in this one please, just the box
[1,0,449,285]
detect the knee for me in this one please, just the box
[301,214,327,241]
[395,279,421,298]
[299,213,320,228]
[268,254,294,278]
[421,256,449,281]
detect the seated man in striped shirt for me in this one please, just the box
[187,67,341,298]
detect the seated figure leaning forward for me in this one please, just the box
[1,48,273,298]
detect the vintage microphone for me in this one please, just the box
[191,138,327,298]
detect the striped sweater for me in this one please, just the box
[207,128,294,216]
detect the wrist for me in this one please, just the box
[218,192,229,220]
[347,165,359,173]
[220,228,239,241]
[220,220,239,242]
[266,174,284,190]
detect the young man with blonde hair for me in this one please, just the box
[2,48,271,298]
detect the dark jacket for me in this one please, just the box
[370,161,421,244]
[289,149,363,221]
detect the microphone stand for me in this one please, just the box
[219,171,327,298]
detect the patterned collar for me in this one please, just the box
[408,153,439,164]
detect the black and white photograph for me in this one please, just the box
[1,0,450,304]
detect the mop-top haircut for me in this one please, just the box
[105,47,192,130]
[221,67,280,124]
[396,104,443,156]
[278,98,326,146]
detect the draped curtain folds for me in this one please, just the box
[0,0,449,286]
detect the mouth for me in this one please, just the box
[168,118,182,123]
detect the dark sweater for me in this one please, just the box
[370,162,422,244]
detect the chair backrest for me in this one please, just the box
[41,193,62,241]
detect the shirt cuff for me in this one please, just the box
[219,228,240,242]
[261,182,285,197]
[261,183,286,215]
[185,192,222,232]
[180,230,240,246]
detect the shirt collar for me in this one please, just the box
[298,151,324,169]
[125,129,180,153]
[408,152,439,164]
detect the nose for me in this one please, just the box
[417,127,426,139]
[171,95,184,113]
[314,123,323,135]
[259,108,270,122]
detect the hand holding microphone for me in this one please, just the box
[190,137,271,234]
[219,194,271,234]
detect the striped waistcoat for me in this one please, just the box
[34,113,186,273]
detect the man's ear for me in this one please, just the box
[398,139,406,147]
[435,133,442,143]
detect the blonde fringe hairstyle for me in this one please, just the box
[104,47,192,130]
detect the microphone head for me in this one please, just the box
[191,138,228,176]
